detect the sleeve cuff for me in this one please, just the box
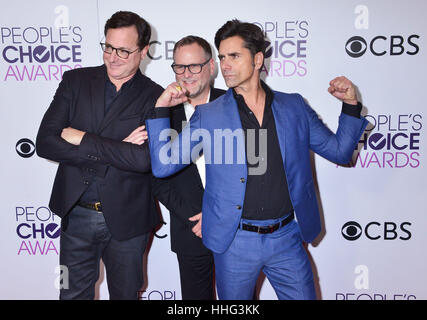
[342,101,362,118]
[153,107,171,119]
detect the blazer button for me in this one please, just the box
[240,178,245,183]
[236,205,242,210]
[83,180,89,185]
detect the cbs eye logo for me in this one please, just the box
[345,36,367,58]
[16,138,35,158]
[341,221,363,240]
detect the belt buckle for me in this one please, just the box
[257,225,274,234]
[94,202,101,211]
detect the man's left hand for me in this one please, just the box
[328,76,358,105]
[61,127,85,145]
[189,212,202,238]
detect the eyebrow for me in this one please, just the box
[218,52,240,59]
[105,43,131,51]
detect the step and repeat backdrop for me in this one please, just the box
[1,0,426,300]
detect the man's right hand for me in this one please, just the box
[155,82,189,107]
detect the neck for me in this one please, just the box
[188,88,210,107]
[109,71,137,92]
[234,79,264,110]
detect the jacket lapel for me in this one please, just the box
[90,66,107,133]
[171,104,187,133]
[271,92,288,164]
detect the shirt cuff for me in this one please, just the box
[342,102,362,118]
[153,107,171,119]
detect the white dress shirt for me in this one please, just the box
[183,91,210,188]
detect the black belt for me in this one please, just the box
[240,211,294,234]
[77,201,103,212]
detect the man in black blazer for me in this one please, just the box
[152,36,225,299]
[36,11,163,300]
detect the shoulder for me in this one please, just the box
[210,87,227,101]
[61,65,104,81]
[272,90,304,104]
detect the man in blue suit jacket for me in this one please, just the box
[147,20,369,300]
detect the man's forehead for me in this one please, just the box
[174,44,206,60]
[105,26,138,44]
[219,36,246,52]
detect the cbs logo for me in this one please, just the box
[16,138,35,158]
[345,35,419,58]
[341,221,411,241]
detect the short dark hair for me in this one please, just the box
[104,11,151,49]
[214,19,265,57]
[173,35,212,60]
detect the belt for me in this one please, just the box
[240,211,294,234]
[77,201,103,212]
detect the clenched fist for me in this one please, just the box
[328,76,358,105]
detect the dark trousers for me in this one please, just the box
[176,252,215,300]
[59,205,149,300]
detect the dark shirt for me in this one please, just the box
[79,71,137,203]
[233,82,293,220]
[234,81,362,220]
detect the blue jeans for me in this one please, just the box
[59,205,149,300]
[213,217,316,300]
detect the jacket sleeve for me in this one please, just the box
[36,71,160,174]
[36,71,108,175]
[151,175,199,227]
[301,95,369,164]
[146,107,203,178]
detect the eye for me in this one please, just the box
[341,221,362,240]
[345,36,367,57]
[118,48,130,56]
[16,138,35,158]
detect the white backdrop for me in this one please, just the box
[1,0,426,300]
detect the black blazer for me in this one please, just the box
[36,65,163,240]
[152,88,226,255]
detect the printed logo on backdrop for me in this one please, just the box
[253,20,309,78]
[138,289,177,300]
[346,5,420,58]
[338,113,422,169]
[147,40,175,61]
[16,138,35,158]
[15,206,60,255]
[336,265,417,300]
[1,5,83,82]
[341,220,412,241]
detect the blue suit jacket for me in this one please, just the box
[147,89,369,253]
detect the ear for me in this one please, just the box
[254,51,264,71]
[208,58,215,74]
[140,45,150,61]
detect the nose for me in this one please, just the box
[183,67,192,78]
[221,58,231,72]
[107,49,119,62]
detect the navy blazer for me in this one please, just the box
[147,88,369,253]
[36,65,163,240]
[152,87,225,255]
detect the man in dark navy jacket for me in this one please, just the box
[152,36,225,300]
[36,11,163,300]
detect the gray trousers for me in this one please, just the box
[59,205,149,300]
